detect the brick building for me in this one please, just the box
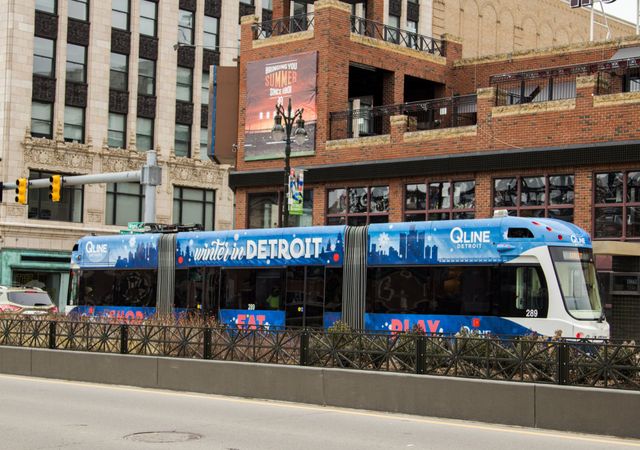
[230,0,640,338]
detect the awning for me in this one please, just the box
[610,46,640,60]
[593,241,640,257]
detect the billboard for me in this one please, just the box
[244,51,317,161]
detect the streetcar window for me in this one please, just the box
[496,266,548,318]
[175,267,219,312]
[79,269,157,307]
[221,269,285,311]
[324,268,343,313]
[507,228,534,238]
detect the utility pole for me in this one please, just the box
[2,150,162,222]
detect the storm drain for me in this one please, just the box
[123,431,202,443]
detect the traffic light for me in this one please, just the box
[14,178,27,204]
[49,175,62,202]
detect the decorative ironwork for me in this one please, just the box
[180,0,197,12]
[201,104,209,128]
[350,16,443,56]
[176,101,194,125]
[65,81,88,108]
[389,0,402,17]
[329,94,477,140]
[2,317,637,391]
[239,2,256,18]
[202,49,220,69]
[67,18,90,46]
[32,75,56,103]
[109,89,129,114]
[137,94,156,119]
[204,0,222,18]
[35,11,58,39]
[177,46,195,68]
[253,13,315,39]
[111,28,131,55]
[139,35,158,60]
[407,1,420,22]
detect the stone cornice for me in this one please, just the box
[252,29,314,49]
[314,0,351,12]
[350,34,447,65]
[491,99,576,118]
[326,134,391,150]
[594,91,640,108]
[404,125,477,143]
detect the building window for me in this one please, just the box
[139,0,157,37]
[31,101,53,138]
[106,183,144,226]
[594,171,640,239]
[201,70,209,105]
[136,117,153,151]
[28,170,83,223]
[63,106,84,142]
[109,53,128,91]
[178,9,195,45]
[263,0,272,10]
[138,58,155,96]
[66,43,87,83]
[388,14,400,44]
[203,16,219,50]
[176,67,193,102]
[68,0,89,21]
[175,124,191,157]
[493,175,574,222]
[248,192,279,229]
[108,113,126,148]
[173,186,215,231]
[33,37,55,78]
[35,0,56,14]
[326,186,389,225]
[112,0,130,31]
[200,127,209,160]
[405,180,475,221]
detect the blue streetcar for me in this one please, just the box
[67,216,608,338]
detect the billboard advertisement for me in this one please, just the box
[244,51,317,161]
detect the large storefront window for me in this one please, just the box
[247,190,313,228]
[28,170,83,222]
[326,186,389,225]
[493,175,574,222]
[594,171,640,239]
[173,186,215,230]
[405,180,475,222]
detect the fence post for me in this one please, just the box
[48,321,56,350]
[120,324,129,355]
[299,330,310,366]
[203,327,212,360]
[416,335,426,375]
[557,341,569,385]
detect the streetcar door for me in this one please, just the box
[285,266,325,328]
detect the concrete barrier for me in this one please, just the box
[0,346,638,439]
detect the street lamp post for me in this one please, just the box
[271,98,306,227]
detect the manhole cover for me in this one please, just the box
[124,431,202,443]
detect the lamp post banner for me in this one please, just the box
[289,169,304,215]
[244,51,317,161]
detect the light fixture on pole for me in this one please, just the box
[271,98,307,228]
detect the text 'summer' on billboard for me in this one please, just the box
[244,51,317,161]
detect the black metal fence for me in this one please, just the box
[253,13,315,39]
[350,16,443,56]
[1,317,639,390]
[329,95,477,140]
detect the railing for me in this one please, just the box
[329,95,477,140]
[351,16,444,56]
[492,57,640,106]
[2,317,638,390]
[253,13,315,39]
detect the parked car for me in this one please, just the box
[0,286,57,315]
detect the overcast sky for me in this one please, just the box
[601,0,637,24]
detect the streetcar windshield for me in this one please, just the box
[549,247,603,320]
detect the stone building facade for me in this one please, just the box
[230,0,640,338]
[0,0,261,308]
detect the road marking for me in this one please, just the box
[1,373,639,447]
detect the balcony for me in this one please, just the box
[329,95,477,140]
[253,13,315,39]
[350,16,443,56]
[491,56,640,106]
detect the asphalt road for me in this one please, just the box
[0,374,638,450]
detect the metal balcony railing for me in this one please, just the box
[329,95,477,141]
[253,13,315,39]
[350,16,444,56]
[491,56,640,106]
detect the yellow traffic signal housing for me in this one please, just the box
[49,175,62,202]
[14,178,27,204]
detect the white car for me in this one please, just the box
[0,286,57,315]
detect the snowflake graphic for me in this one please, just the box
[377,232,391,254]
[128,237,136,248]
